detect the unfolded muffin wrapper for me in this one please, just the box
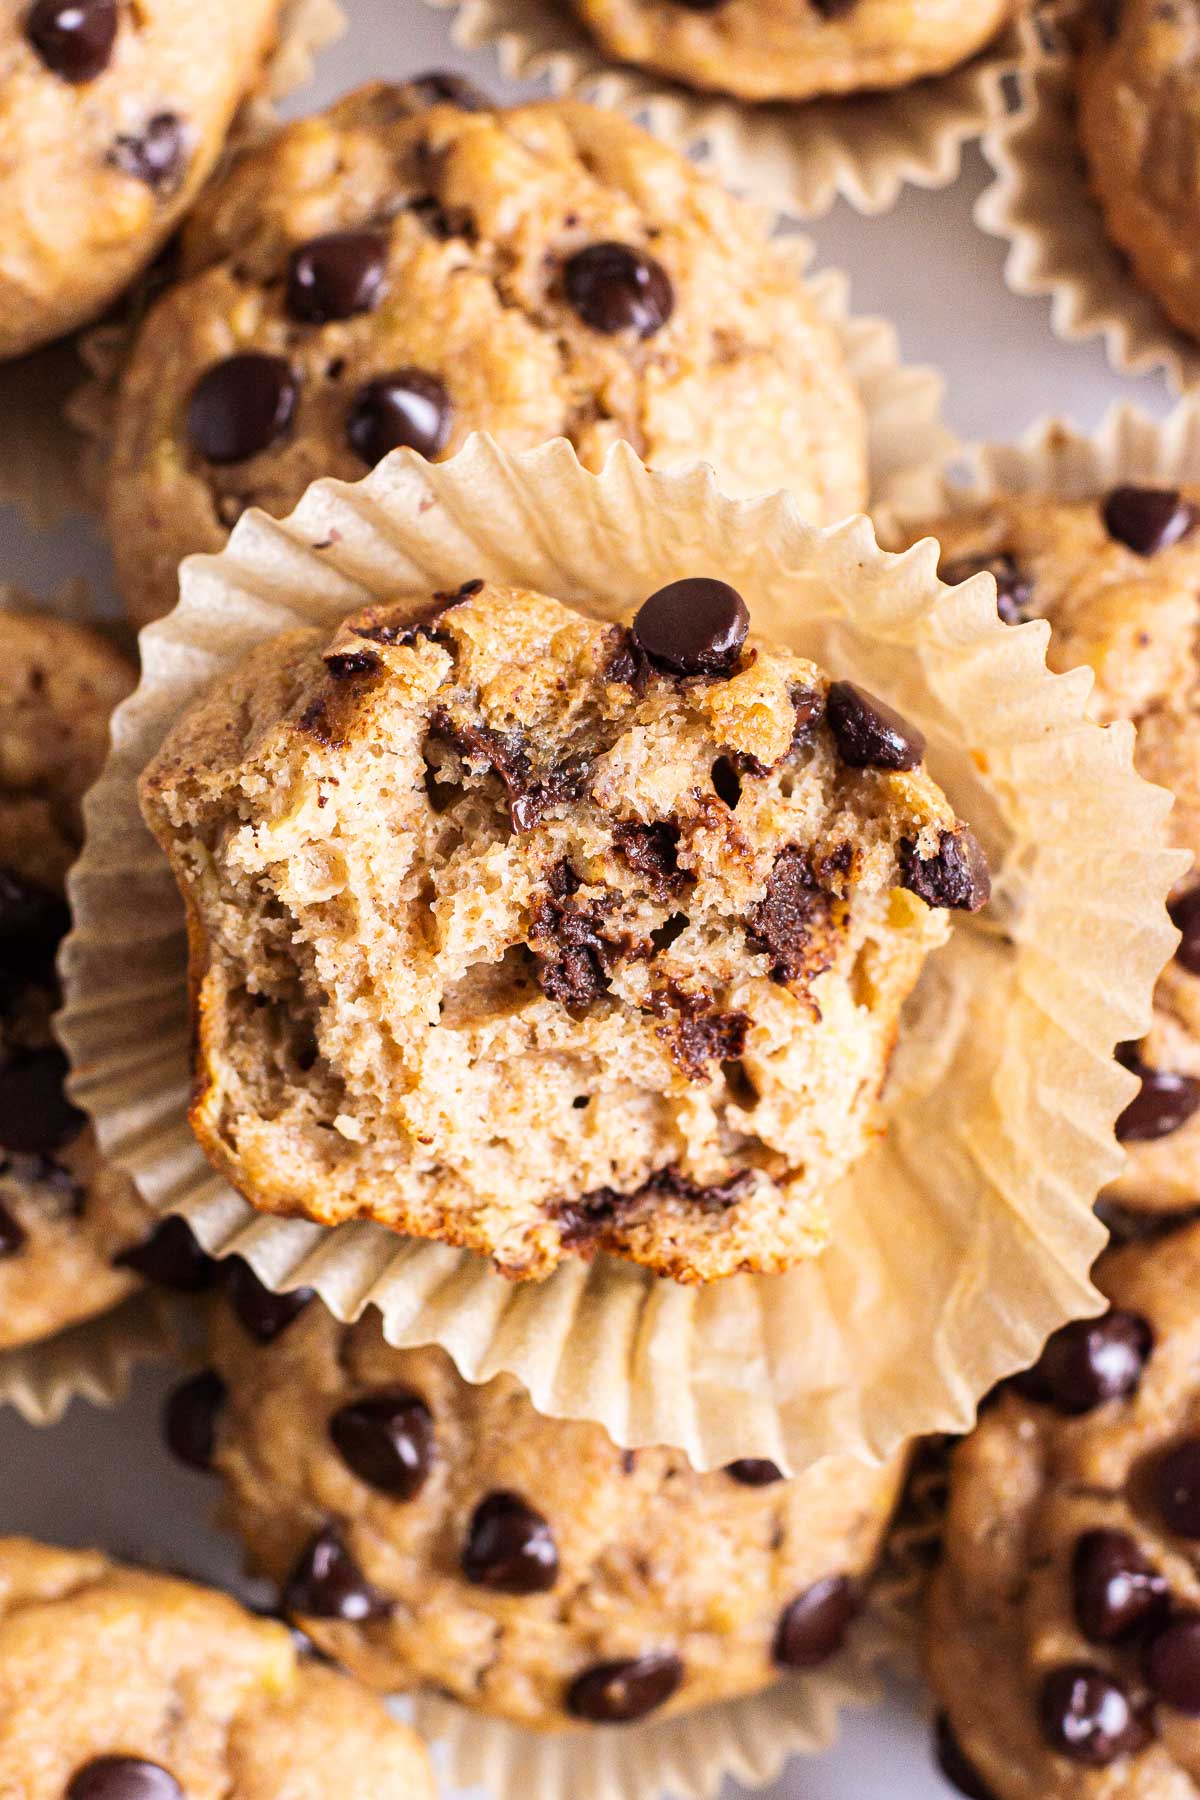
[59,430,1181,1485]
[418,0,1027,218]
[975,27,1200,393]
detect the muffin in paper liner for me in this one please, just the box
[975,33,1200,394]
[419,0,1028,219]
[57,434,1181,1477]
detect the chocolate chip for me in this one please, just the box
[286,231,388,324]
[631,579,749,677]
[826,681,925,771]
[1156,1438,1200,1537]
[323,649,381,679]
[25,0,116,82]
[611,820,687,898]
[1144,1613,1200,1713]
[329,1389,435,1500]
[222,1258,314,1343]
[934,1714,997,1800]
[283,1527,392,1621]
[0,1199,25,1257]
[556,1165,751,1246]
[1115,1051,1200,1142]
[162,1369,226,1471]
[114,1216,218,1291]
[108,114,187,193]
[773,1575,859,1668]
[940,552,1032,627]
[461,1490,559,1593]
[66,1759,183,1800]
[1012,1310,1152,1414]
[0,1047,85,1154]
[747,845,836,986]
[346,369,451,466]
[725,1459,784,1485]
[1170,887,1200,976]
[665,0,727,10]
[898,828,991,913]
[566,1652,684,1722]
[188,354,296,464]
[404,69,491,109]
[1072,1530,1168,1644]
[1102,486,1197,556]
[665,995,749,1082]
[1037,1664,1149,1765]
[564,242,674,338]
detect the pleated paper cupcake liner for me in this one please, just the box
[0,1292,176,1428]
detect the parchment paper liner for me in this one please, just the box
[0,1293,176,1428]
[59,434,1181,1476]
[420,0,1030,218]
[975,32,1200,393]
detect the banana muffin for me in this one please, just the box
[201,1289,906,1730]
[0,1536,435,1796]
[104,84,867,628]
[0,0,287,359]
[139,577,988,1282]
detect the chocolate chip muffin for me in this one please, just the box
[907,484,1200,1216]
[926,1219,1200,1799]
[199,1289,906,1730]
[1077,0,1200,346]
[0,0,289,361]
[104,84,868,629]
[0,606,166,1350]
[0,1535,435,1796]
[139,577,987,1283]
[565,0,1022,101]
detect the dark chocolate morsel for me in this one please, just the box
[1143,1612,1200,1714]
[1036,1663,1149,1765]
[1170,887,1200,976]
[1102,485,1197,557]
[1156,1438,1200,1538]
[826,681,925,771]
[1071,1529,1168,1644]
[346,369,452,465]
[66,1759,183,1800]
[1115,1052,1200,1143]
[187,353,297,465]
[162,1369,226,1471]
[329,1389,436,1500]
[283,1527,392,1622]
[114,1216,218,1291]
[563,242,674,338]
[1012,1309,1152,1415]
[724,1459,784,1486]
[940,551,1032,627]
[25,0,117,82]
[565,1651,684,1722]
[222,1258,314,1344]
[631,579,749,677]
[773,1575,859,1668]
[286,231,388,324]
[461,1490,560,1593]
[898,828,990,913]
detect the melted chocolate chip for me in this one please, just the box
[114,1216,217,1291]
[162,1368,226,1471]
[566,1652,684,1723]
[1170,887,1200,976]
[1072,1529,1168,1644]
[603,626,651,692]
[286,231,388,324]
[461,1491,560,1593]
[934,1714,997,1800]
[666,995,749,1082]
[324,649,381,679]
[529,887,610,1010]
[826,681,926,771]
[557,1165,752,1247]
[329,1389,435,1500]
[0,1047,85,1154]
[0,1199,25,1258]
[404,69,492,109]
[898,828,991,913]
[1102,485,1197,556]
[747,845,836,986]
[25,0,117,82]
[283,1527,392,1621]
[1037,1664,1149,1765]
[222,1258,314,1343]
[427,709,584,832]
[347,369,451,465]
[1156,1438,1200,1538]
[725,1459,784,1486]
[773,1575,859,1668]
[1115,1051,1200,1142]
[940,551,1032,627]
[108,114,187,193]
[188,354,297,464]
[611,820,687,898]
[631,579,749,677]
[563,242,674,337]
[66,1759,183,1800]
[1144,1613,1200,1713]
[1013,1309,1152,1414]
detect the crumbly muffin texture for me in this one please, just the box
[1077,0,1200,346]
[0,1536,435,1797]
[140,578,986,1282]
[928,1221,1200,1799]
[0,607,157,1351]
[204,1294,906,1730]
[566,0,1021,103]
[105,85,867,628]
[0,0,287,360]
[913,484,1200,1215]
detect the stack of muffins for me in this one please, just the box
[2,2,1199,1797]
